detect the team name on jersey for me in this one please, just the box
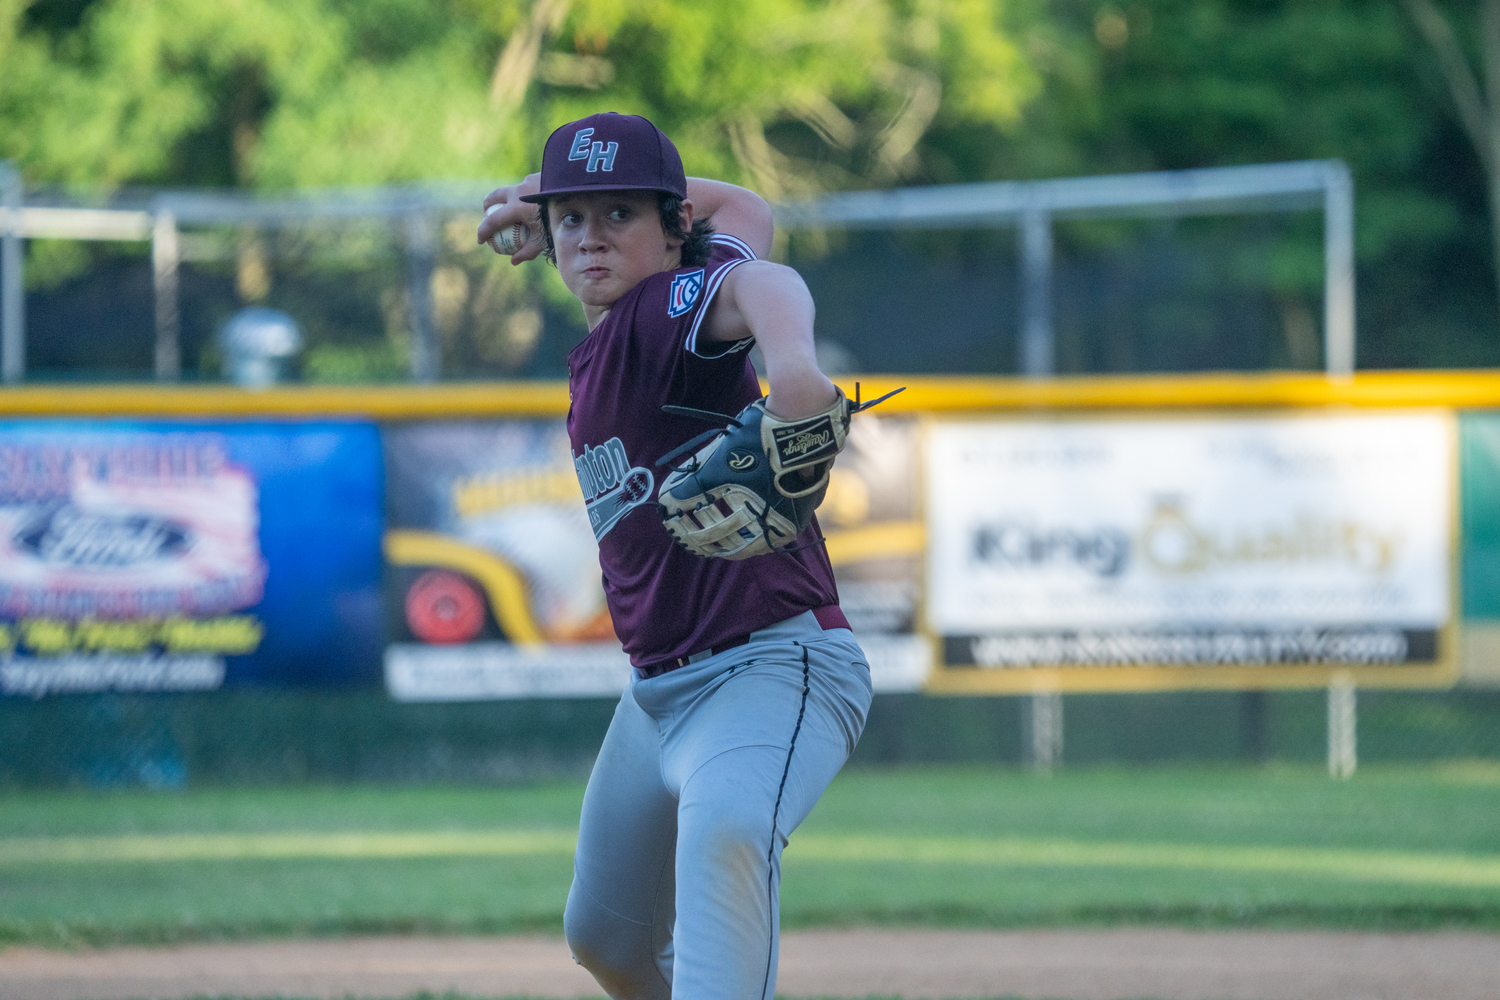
[574,437,655,541]
[668,269,705,318]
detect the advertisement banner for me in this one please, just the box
[382,420,630,700]
[819,414,928,690]
[0,421,384,697]
[925,412,1458,692]
[383,415,928,701]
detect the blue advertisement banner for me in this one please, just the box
[0,420,383,696]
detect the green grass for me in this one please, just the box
[2,763,1498,946]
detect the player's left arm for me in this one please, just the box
[705,261,836,420]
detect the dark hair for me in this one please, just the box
[537,192,715,269]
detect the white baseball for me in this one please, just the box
[485,205,529,255]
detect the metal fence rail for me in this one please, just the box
[775,160,1355,379]
[0,161,1354,384]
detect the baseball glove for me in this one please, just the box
[655,383,904,560]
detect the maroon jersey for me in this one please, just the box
[566,235,840,665]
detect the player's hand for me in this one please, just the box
[478,173,544,264]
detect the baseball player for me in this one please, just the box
[478,112,873,1000]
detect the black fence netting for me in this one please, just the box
[22,205,1349,386]
[1,687,1497,789]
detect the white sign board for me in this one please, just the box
[925,413,1456,690]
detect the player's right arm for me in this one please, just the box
[684,179,773,260]
[478,174,546,265]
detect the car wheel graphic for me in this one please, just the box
[404,569,486,644]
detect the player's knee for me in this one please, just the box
[561,894,633,974]
[564,884,670,999]
[565,927,664,998]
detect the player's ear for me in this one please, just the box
[673,199,694,249]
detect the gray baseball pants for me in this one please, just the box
[563,610,872,999]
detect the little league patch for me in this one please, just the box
[668,269,705,317]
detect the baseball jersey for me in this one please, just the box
[566,234,840,666]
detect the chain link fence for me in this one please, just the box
[1,686,1496,789]
[3,161,1352,384]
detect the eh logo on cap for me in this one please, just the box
[568,128,619,173]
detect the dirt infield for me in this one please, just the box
[2,929,1496,1000]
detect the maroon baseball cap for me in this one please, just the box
[520,112,687,203]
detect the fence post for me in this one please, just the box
[1328,673,1357,779]
[151,209,181,382]
[1323,161,1355,378]
[1,161,23,384]
[1018,207,1054,377]
[1027,687,1063,772]
[405,209,438,383]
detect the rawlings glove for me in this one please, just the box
[655,383,903,560]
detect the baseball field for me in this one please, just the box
[2,762,1497,998]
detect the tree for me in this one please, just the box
[0,0,1046,380]
[0,0,1041,194]
[1399,0,1500,320]
[5,1,1494,374]
[990,0,1494,369]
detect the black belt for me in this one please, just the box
[636,632,752,680]
[633,605,848,681]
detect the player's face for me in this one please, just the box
[549,192,684,327]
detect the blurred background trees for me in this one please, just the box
[0,0,1039,192]
[0,0,1495,374]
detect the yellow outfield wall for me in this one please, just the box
[5,368,1500,417]
[4,369,1491,695]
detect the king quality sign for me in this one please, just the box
[924,411,1458,692]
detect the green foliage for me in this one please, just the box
[4,0,1498,368]
[1070,0,1456,262]
[22,237,90,290]
[987,0,1498,364]
[542,0,1040,197]
[3,0,348,186]
[302,340,410,382]
[0,0,1039,195]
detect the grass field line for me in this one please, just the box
[0,829,580,862]
[788,834,1500,887]
[0,829,1496,887]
